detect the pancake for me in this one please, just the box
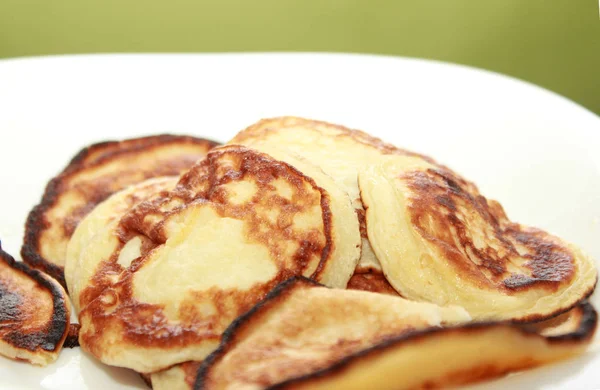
[359,155,598,321]
[0,245,70,365]
[22,134,218,287]
[67,145,359,373]
[196,277,596,390]
[65,176,179,313]
[229,116,428,289]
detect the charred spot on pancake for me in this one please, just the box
[22,134,219,286]
[0,244,70,365]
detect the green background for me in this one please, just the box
[1,0,599,114]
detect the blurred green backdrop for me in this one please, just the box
[1,0,599,114]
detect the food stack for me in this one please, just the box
[0,118,596,390]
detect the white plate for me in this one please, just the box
[0,53,599,390]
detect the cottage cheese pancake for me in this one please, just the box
[23,135,218,286]
[359,155,597,321]
[0,245,70,366]
[68,146,357,373]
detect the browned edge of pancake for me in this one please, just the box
[65,135,206,171]
[21,134,220,287]
[195,277,597,390]
[516,283,596,324]
[0,243,70,353]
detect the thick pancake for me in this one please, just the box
[0,245,70,365]
[68,145,359,373]
[65,176,179,313]
[22,134,218,286]
[196,277,596,390]
[229,116,428,289]
[359,155,598,321]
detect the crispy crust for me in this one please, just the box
[195,278,597,390]
[22,134,219,287]
[0,244,69,355]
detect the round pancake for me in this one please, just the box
[0,245,70,366]
[22,134,218,287]
[359,155,598,321]
[229,116,428,289]
[69,145,358,373]
[65,176,179,313]
[196,278,596,390]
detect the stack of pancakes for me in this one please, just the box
[1,119,596,389]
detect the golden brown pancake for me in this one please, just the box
[22,134,218,287]
[229,116,428,290]
[0,244,70,365]
[149,145,364,390]
[196,277,597,390]
[67,145,360,373]
[359,155,598,321]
